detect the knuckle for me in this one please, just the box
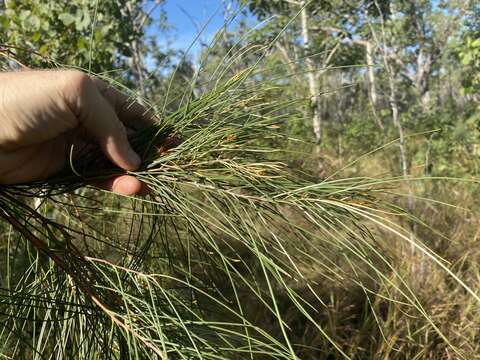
[62,70,92,95]
[58,70,95,117]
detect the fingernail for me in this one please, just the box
[127,147,142,168]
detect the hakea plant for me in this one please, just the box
[0,44,474,359]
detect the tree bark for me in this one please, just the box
[365,41,377,108]
[300,2,322,145]
[126,1,147,99]
[364,40,384,130]
[415,50,432,111]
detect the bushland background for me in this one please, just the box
[1,0,480,358]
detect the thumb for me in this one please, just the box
[63,71,141,171]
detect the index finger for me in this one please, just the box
[91,78,159,130]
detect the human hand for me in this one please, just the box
[0,70,155,195]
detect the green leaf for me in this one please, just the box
[32,31,41,42]
[4,8,16,19]
[461,53,472,65]
[19,10,31,21]
[28,14,41,30]
[58,12,75,26]
[471,39,480,48]
[38,44,49,55]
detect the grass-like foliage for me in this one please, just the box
[0,27,478,360]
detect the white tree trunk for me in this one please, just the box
[300,3,322,145]
[366,42,377,107]
[126,2,147,100]
[365,41,383,130]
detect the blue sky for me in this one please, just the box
[150,0,241,56]
[165,0,226,41]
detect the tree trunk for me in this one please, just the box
[126,2,147,100]
[300,3,322,145]
[365,41,383,130]
[388,71,408,180]
[415,50,432,112]
[131,39,147,99]
[366,41,377,107]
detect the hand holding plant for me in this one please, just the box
[0,70,154,195]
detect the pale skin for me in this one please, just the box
[0,70,155,195]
